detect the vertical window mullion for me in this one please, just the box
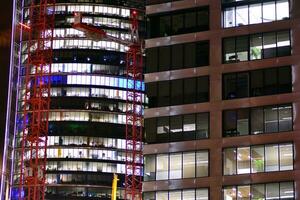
[278,144,280,171]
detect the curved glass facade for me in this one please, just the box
[7,1,145,199]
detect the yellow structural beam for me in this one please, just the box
[111,174,119,200]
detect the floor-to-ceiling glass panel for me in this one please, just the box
[224,148,237,175]
[237,147,250,174]
[251,145,265,173]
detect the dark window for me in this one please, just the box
[223,104,293,137]
[196,113,209,139]
[171,79,183,105]
[146,41,209,73]
[223,66,292,100]
[171,44,183,70]
[147,6,209,38]
[278,67,292,93]
[157,81,170,107]
[197,76,209,102]
[184,78,197,104]
[159,46,170,71]
[184,43,196,67]
[250,70,264,96]
[146,82,157,108]
[145,118,157,143]
[146,48,158,73]
[147,76,209,108]
[145,113,209,143]
[196,42,210,66]
[264,68,277,95]
[159,15,171,37]
[251,107,264,135]
[172,13,184,35]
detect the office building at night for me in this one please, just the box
[143,0,300,199]
[1,0,145,199]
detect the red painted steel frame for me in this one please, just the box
[19,0,55,199]
[125,10,143,200]
[71,9,143,200]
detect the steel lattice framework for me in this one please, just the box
[124,12,143,199]
[73,10,143,200]
[19,0,55,199]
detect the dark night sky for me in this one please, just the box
[0,0,13,162]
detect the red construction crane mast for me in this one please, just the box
[73,10,143,200]
[19,0,55,200]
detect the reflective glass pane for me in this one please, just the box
[236,6,248,26]
[237,147,250,174]
[251,107,264,134]
[276,0,289,20]
[196,189,208,200]
[250,34,262,60]
[224,38,236,62]
[237,185,250,200]
[183,190,195,200]
[280,182,294,199]
[224,7,235,27]
[265,145,279,172]
[264,106,279,133]
[169,153,182,179]
[236,36,248,61]
[263,32,276,58]
[169,190,181,200]
[251,146,264,173]
[279,104,292,132]
[144,155,156,181]
[223,186,237,200]
[183,152,195,178]
[252,184,265,200]
[279,143,293,171]
[263,2,276,23]
[266,183,279,200]
[196,151,208,177]
[156,191,168,200]
[156,154,169,180]
[249,4,262,24]
[237,108,249,136]
[224,148,237,175]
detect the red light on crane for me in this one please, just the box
[132,10,137,16]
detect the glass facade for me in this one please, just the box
[223,143,293,175]
[144,188,209,200]
[223,104,293,137]
[146,76,209,108]
[146,41,209,73]
[6,1,145,199]
[147,6,209,38]
[144,151,209,181]
[223,66,292,100]
[223,30,291,63]
[223,182,294,200]
[223,0,289,28]
[145,112,209,143]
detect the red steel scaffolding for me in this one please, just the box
[73,10,143,200]
[19,0,55,199]
[124,10,143,200]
